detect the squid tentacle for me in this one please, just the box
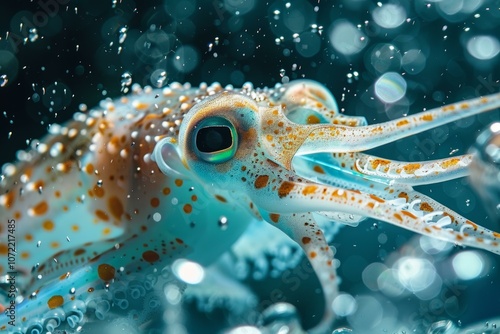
[353,153,471,185]
[297,92,500,155]
[259,211,338,334]
[250,179,500,255]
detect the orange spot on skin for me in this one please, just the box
[3,192,15,208]
[47,295,64,309]
[93,185,105,198]
[102,227,111,235]
[25,234,33,241]
[332,189,348,199]
[51,242,60,248]
[307,115,321,124]
[72,225,79,231]
[278,181,295,198]
[254,175,269,189]
[183,204,192,214]
[163,187,171,195]
[396,119,409,127]
[175,179,183,187]
[43,220,55,231]
[215,195,227,203]
[466,220,478,231]
[456,234,464,241]
[176,238,184,244]
[369,194,385,203]
[401,210,417,219]
[313,165,325,174]
[302,237,311,244]
[85,163,95,174]
[398,192,409,202]
[393,213,403,222]
[98,264,116,281]
[440,158,460,169]
[420,202,433,212]
[74,249,86,256]
[370,159,390,170]
[269,213,280,223]
[95,210,110,221]
[403,163,421,174]
[142,250,160,263]
[32,180,45,191]
[366,202,375,209]
[493,232,500,238]
[55,190,61,198]
[59,272,70,280]
[422,114,433,121]
[302,185,318,196]
[108,196,124,220]
[21,252,30,259]
[309,251,317,259]
[31,201,49,216]
[150,197,160,208]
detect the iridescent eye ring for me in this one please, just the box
[192,116,238,163]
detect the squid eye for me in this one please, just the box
[193,117,238,163]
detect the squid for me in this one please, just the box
[0,80,499,333]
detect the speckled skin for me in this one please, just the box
[0,80,499,333]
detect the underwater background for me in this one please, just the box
[1,0,500,333]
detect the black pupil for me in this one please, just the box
[196,126,232,153]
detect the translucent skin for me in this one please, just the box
[1,80,499,333]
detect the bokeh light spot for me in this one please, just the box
[372,4,406,29]
[374,72,407,103]
[332,293,357,317]
[295,32,321,58]
[452,251,484,280]
[467,35,500,60]
[172,259,205,284]
[330,19,368,56]
[173,45,200,73]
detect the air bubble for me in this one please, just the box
[121,72,132,92]
[1,75,8,87]
[218,216,228,230]
[153,212,162,222]
[28,28,39,42]
[150,69,167,88]
[118,26,128,44]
